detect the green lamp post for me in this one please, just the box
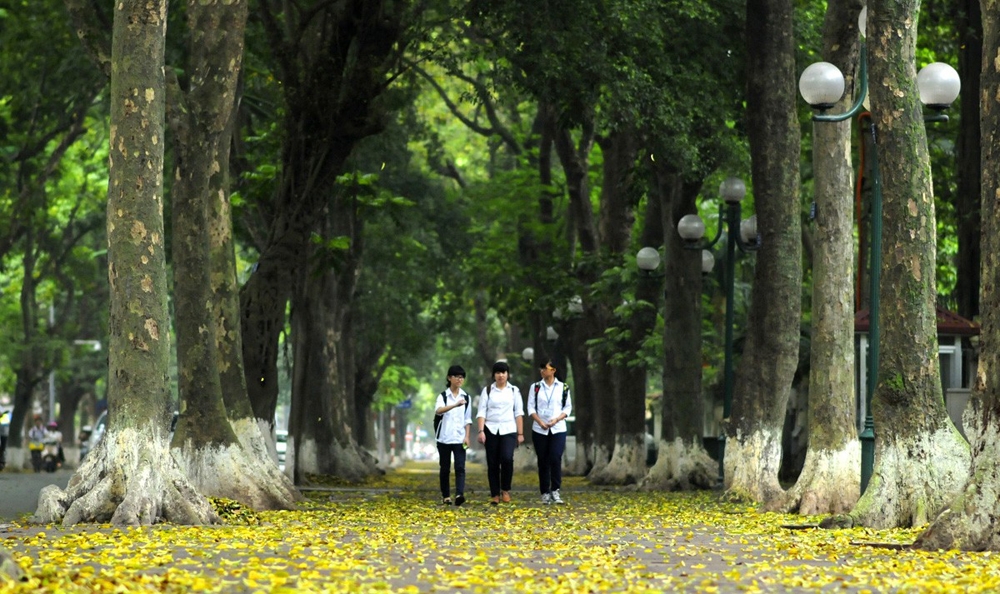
[798,7,961,494]
[677,177,761,486]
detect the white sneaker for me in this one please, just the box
[541,492,552,505]
[551,489,564,504]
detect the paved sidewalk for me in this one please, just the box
[1,461,998,592]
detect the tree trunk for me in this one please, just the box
[915,0,1000,546]
[167,0,297,510]
[563,318,594,475]
[35,0,216,525]
[775,0,862,515]
[289,232,373,481]
[241,0,414,443]
[954,0,983,321]
[844,0,969,529]
[586,344,616,476]
[725,0,802,502]
[552,123,601,475]
[643,169,715,491]
[591,131,648,486]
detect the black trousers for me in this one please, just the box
[437,442,467,498]
[532,431,567,494]
[483,429,517,496]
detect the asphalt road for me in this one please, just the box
[0,468,72,522]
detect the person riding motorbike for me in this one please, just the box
[41,421,64,472]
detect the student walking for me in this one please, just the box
[434,365,472,506]
[476,361,524,505]
[527,359,572,504]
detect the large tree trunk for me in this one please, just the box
[775,0,861,515]
[552,124,601,476]
[35,0,216,525]
[289,226,374,481]
[168,0,297,511]
[843,0,969,529]
[915,0,1000,547]
[954,0,983,321]
[725,0,802,501]
[590,131,648,486]
[643,170,715,491]
[241,0,414,443]
[563,318,595,475]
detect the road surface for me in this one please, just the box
[0,468,72,522]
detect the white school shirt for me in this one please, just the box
[436,389,472,444]
[476,383,524,436]
[527,379,573,434]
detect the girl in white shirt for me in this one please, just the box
[435,365,472,505]
[476,361,524,504]
[527,359,572,504]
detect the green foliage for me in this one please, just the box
[0,2,109,401]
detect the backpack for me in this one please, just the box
[433,390,469,439]
[531,381,570,410]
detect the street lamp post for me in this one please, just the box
[677,177,761,485]
[798,6,960,493]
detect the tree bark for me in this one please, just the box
[844,0,969,529]
[289,212,373,481]
[726,0,802,502]
[241,0,415,464]
[775,0,862,515]
[643,169,715,491]
[562,318,595,475]
[954,0,983,321]
[591,131,649,486]
[35,0,216,525]
[912,0,1000,549]
[168,0,297,510]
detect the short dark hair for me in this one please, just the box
[492,361,510,374]
[538,359,556,370]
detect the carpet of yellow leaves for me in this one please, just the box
[2,461,1000,592]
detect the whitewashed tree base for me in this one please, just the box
[916,416,1000,549]
[848,426,969,529]
[640,438,716,491]
[172,418,299,510]
[295,437,376,481]
[768,442,860,514]
[725,428,784,502]
[590,438,645,485]
[585,444,612,481]
[33,427,218,526]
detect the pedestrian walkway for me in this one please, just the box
[1,460,998,592]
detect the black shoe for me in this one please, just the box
[442,497,452,505]
[454,494,465,506]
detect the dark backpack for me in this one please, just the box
[433,391,469,438]
[531,382,570,410]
